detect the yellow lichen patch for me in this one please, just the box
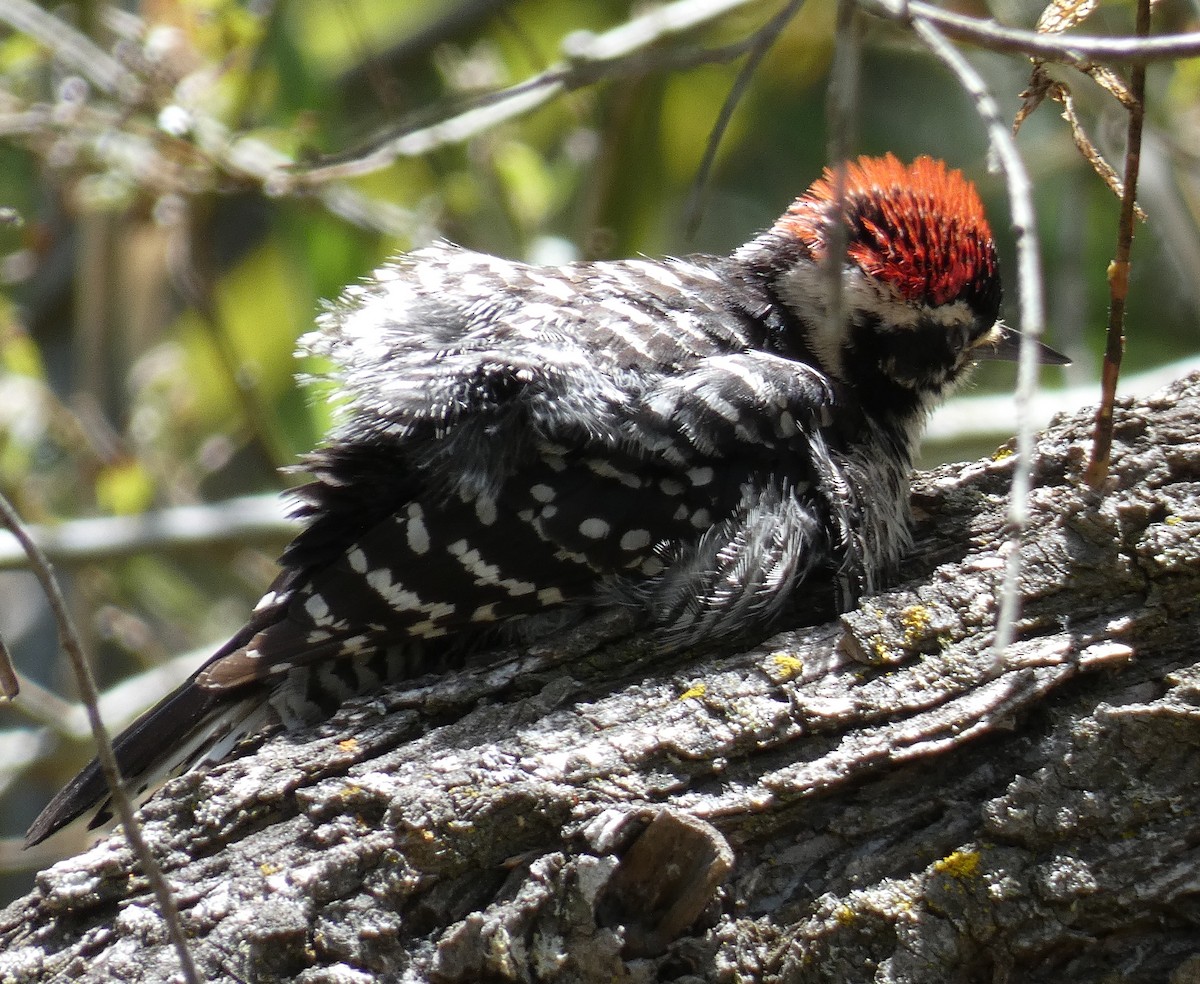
[770,653,805,680]
[846,632,894,665]
[679,683,707,700]
[1165,515,1182,526]
[834,904,857,926]
[338,738,359,751]
[933,849,981,879]
[992,446,1014,461]
[260,862,279,876]
[900,604,932,646]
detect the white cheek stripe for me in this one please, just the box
[774,263,983,382]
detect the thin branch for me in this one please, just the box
[267,0,1200,194]
[685,0,808,236]
[0,635,16,700]
[4,673,82,737]
[904,11,1048,664]
[0,0,142,98]
[172,205,292,473]
[826,0,863,168]
[0,491,200,984]
[5,0,1197,222]
[820,0,865,431]
[10,651,204,741]
[273,0,767,191]
[0,495,293,571]
[1051,83,1146,222]
[864,0,1200,64]
[1085,0,1149,486]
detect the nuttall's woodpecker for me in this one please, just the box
[27,154,1068,845]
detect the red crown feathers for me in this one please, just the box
[779,154,998,308]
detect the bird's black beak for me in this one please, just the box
[975,323,1071,366]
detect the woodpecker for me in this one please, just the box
[27,154,1067,845]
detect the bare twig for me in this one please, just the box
[826,0,863,168]
[261,0,1200,198]
[1085,0,1149,486]
[0,491,200,984]
[1016,71,1144,221]
[905,11,1048,663]
[171,205,292,473]
[685,0,808,236]
[0,635,17,700]
[0,494,293,572]
[864,0,1200,64]
[1012,0,1146,222]
[4,0,1197,226]
[1054,83,1145,221]
[0,0,142,98]
[273,0,767,191]
[5,652,203,752]
[4,673,81,736]
[820,0,865,393]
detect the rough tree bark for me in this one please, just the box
[3,375,1200,984]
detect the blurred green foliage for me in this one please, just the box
[1,0,1198,885]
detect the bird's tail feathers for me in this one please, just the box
[24,680,247,846]
[25,637,444,846]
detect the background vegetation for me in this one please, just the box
[1,0,1197,906]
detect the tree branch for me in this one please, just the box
[0,495,294,572]
[4,374,1200,982]
[864,0,1200,63]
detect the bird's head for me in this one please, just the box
[742,154,1067,405]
